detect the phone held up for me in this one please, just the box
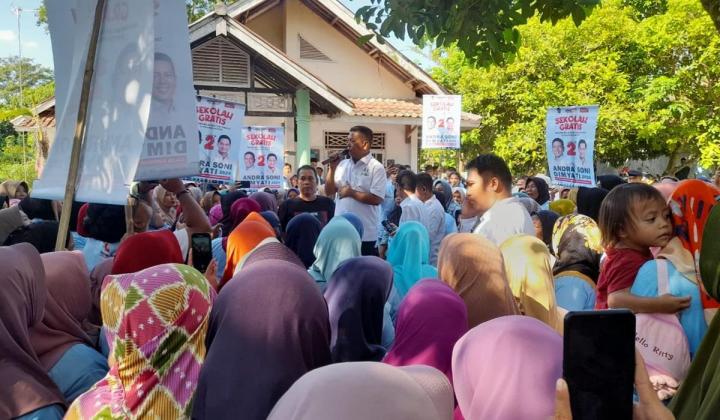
[381,220,397,235]
[563,310,635,420]
[190,233,212,273]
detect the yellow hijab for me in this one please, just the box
[500,235,563,334]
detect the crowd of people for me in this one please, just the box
[1,125,720,419]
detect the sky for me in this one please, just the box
[0,0,434,73]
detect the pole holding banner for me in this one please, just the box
[55,0,106,251]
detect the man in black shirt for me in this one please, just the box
[279,165,335,231]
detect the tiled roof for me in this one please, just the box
[351,98,481,123]
[11,114,56,131]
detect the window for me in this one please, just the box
[324,131,386,149]
[192,37,251,87]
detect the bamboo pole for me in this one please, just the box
[55,0,107,251]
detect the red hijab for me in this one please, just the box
[111,230,184,275]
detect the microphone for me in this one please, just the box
[321,148,350,165]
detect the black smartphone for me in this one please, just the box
[191,233,212,273]
[563,310,635,420]
[381,220,397,235]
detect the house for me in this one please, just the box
[15,0,480,175]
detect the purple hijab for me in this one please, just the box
[192,261,331,420]
[324,256,393,363]
[383,279,468,385]
[285,213,322,268]
[243,242,305,270]
[250,191,278,213]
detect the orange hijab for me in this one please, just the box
[221,212,276,285]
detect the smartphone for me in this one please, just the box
[191,233,212,273]
[563,310,635,420]
[381,220,397,235]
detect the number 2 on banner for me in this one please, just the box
[567,141,576,156]
[204,135,215,151]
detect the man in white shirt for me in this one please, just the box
[416,173,445,265]
[325,126,386,256]
[467,154,535,246]
[396,170,427,225]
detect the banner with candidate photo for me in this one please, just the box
[421,95,462,149]
[238,127,285,190]
[191,96,246,184]
[545,105,599,188]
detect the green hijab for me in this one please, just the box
[670,204,720,419]
[308,217,361,291]
[386,221,438,297]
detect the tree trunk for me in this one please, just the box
[702,0,720,33]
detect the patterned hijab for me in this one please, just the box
[383,280,468,386]
[192,262,330,420]
[549,198,576,216]
[552,214,604,283]
[0,243,65,419]
[66,264,214,419]
[387,221,438,298]
[437,233,519,328]
[30,251,94,370]
[500,235,563,334]
[325,256,393,363]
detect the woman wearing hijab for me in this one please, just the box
[208,203,223,226]
[434,179,461,216]
[549,198,576,216]
[285,213,322,268]
[0,180,29,206]
[572,186,609,222]
[308,217,361,291]
[81,204,126,271]
[200,191,221,214]
[437,234,518,328]
[552,215,602,311]
[267,363,454,420]
[669,204,720,419]
[152,185,178,228]
[30,252,108,404]
[597,174,626,191]
[500,235,563,333]
[434,191,460,236]
[325,256,393,362]
[221,213,277,284]
[531,210,560,250]
[4,220,69,253]
[111,230,184,275]
[452,316,562,420]
[261,210,282,238]
[192,262,330,420]
[383,280,467,386]
[242,241,305,270]
[632,180,719,354]
[218,190,247,236]
[339,212,364,238]
[66,263,214,419]
[0,244,65,420]
[250,191,278,213]
[524,177,551,210]
[228,197,262,232]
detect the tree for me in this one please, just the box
[0,57,53,108]
[431,0,720,174]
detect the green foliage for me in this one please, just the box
[0,57,53,108]
[622,0,668,19]
[0,132,37,184]
[354,0,601,66]
[432,0,720,175]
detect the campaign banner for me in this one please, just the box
[238,127,285,189]
[545,105,599,188]
[35,0,154,205]
[134,0,199,180]
[422,95,462,149]
[191,96,246,184]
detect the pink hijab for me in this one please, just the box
[383,280,468,385]
[209,204,223,226]
[452,316,562,420]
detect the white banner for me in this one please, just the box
[35,0,154,205]
[192,96,246,184]
[134,1,199,180]
[238,127,285,189]
[421,95,461,149]
[545,105,599,188]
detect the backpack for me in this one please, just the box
[635,259,691,388]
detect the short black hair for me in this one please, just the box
[311,157,318,163]
[284,163,292,168]
[350,126,373,143]
[297,165,317,177]
[552,138,564,147]
[578,139,587,148]
[599,183,666,248]
[244,151,255,158]
[218,135,231,144]
[396,170,417,192]
[466,154,513,190]
[416,173,434,192]
[84,204,127,243]
[268,153,277,160]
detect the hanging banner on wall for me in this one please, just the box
[191,96,246,184]
[421,95,462,149]
[238,126,285,189]
[35,0,155,205]
[134,0,199,180]
[545,105,599,188]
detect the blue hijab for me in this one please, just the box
[386,221,438,297]
[339,213,364,239]
[308,217,361,291]
[286,213,322,269]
